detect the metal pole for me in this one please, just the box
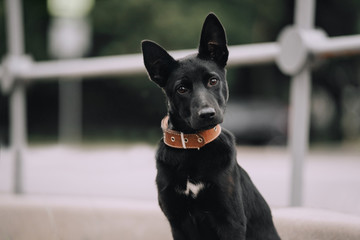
[289,69,311,206]
[5,0,24,55]
[48,17,91,144]
[10,83,26,194]
[5,0,26,194]
[59,78,82,143]
[311,35,360,58]
[0,43,278,81]
[294,0,315,30]
[289,0,315,206]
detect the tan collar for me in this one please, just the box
[161,115,221,149]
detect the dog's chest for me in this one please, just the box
[176,179,205,198]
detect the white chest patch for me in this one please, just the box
[176,180,205,198]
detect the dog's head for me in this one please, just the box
[142,13,229,132]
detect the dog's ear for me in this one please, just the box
[198,13,228,68]
[141,40,177,88]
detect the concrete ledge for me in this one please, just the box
[1,196,360,240]
[274,208,360,240]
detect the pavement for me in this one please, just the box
[0,144,359,216]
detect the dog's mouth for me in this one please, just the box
[197,123,218,131]
[190,118,222,132]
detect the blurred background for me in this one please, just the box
[0,0,360,216]
[0,0,359,146]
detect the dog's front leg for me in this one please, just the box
[168,220,202,240]
[212,203,247,240]
[217,223,246,240]
[169,224,188,240]
[157,181,192,240]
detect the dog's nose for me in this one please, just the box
[198,107,216,119]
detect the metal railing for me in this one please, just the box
[1,0,360,205]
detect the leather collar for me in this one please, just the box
[161,115,221,149]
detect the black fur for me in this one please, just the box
[142,13,280,240]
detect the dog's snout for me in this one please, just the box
[198,107,216,119]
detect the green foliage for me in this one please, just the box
[90,0,288,56]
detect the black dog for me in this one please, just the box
[142,13,280,240]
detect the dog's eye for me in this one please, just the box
[177,86,189,94]
[208,77,218,87]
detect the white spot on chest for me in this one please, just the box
[176,179,205,198]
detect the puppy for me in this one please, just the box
[142,13,280,240]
